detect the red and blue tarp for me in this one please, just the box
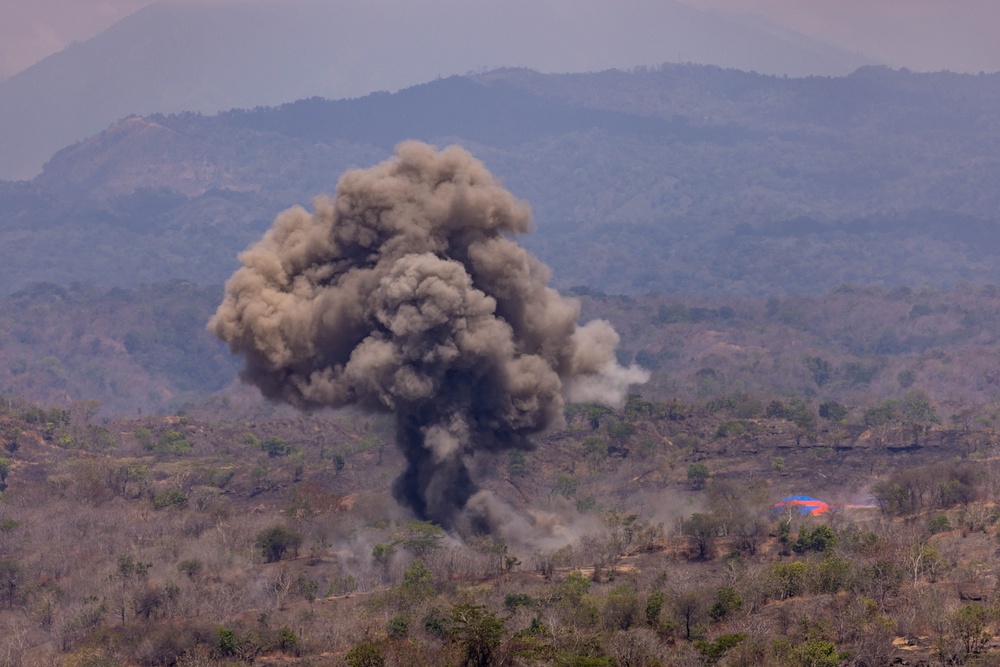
[774,496,831,515]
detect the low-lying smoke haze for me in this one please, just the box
[210,141,647,532]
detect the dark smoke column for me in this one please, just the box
[210,142,646,530]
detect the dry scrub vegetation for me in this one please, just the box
[1,392,1000,666]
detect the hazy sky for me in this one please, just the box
[0,0,152,80]
[694,0,1000,74]
[2,0,999,81]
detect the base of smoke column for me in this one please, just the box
[456,490,599,551]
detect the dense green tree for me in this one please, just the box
[788,399,818,433]
[372,542,396,580]
[687,463,710,490]
[277,626,299,654]
[507,451,526,477]
[715,421,747,438]
[794,639,846,667]
[683,513,719,560]
[804,357,834,387]
[152,429,192,454]
[503,593,533,612]
[706,392,762,419]
[177,558,203,579]
[387,615,409,639]
[844,362,880,387]
[216,627,237,657]
[644,590,665,627]
[818,400,847,421]
[151,487,188,510]
[864,400,899,427]
[261,436,292,457]
[605,420,636,446]
[582,436,608,463]
[813,556,852,594]
[672,587,709,642]
[695,633,746,666]
[770,561,809,599]
[0,559,22,609]
[899,389,941,430]
[558,571,592,605]
[555,474,579,499]
[449,604,506,667]
[392,520,445,557]
[399,558,435,602]
[793,525,838,554]
[109,555,151,623]
[256,525,303,563]
[655,303,690,324]
[951,603,991,657]
[345,640,386,667]
[709,586,743,621]
[602,585,640,630]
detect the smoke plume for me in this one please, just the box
[210,141,647,531]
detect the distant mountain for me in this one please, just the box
[0,0,876,180]
[5,65,1000,297]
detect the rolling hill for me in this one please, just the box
[0,0,875,180]
[2,65,1000,297]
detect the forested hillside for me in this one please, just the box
[0,282,237,415]
[5,280,1000,424]
[3,65,1000,295]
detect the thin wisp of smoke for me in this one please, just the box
[210,141,647,532]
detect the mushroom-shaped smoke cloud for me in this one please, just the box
[210,141,647,531]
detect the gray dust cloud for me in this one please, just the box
[210,141,647,533]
